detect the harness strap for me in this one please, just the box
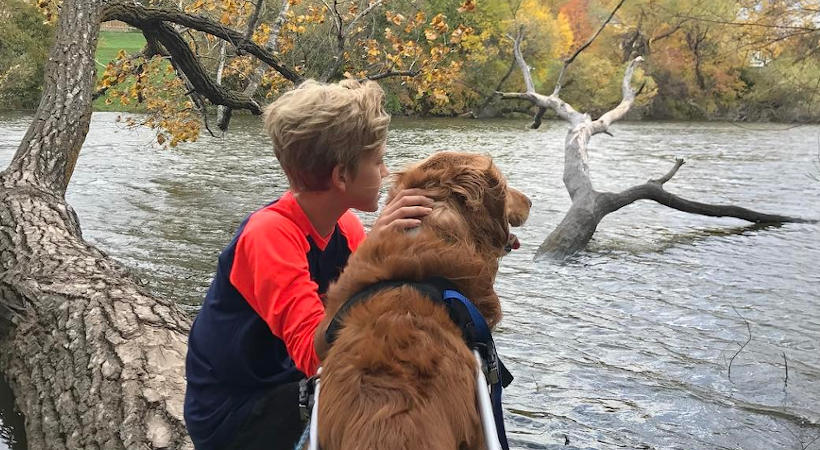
[324,280,444,346]
[440,287,511,450]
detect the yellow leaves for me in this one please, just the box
[386,11,405,26]
[450,24,473,44]
[425,29,439,41]
[253,23,271,45]
[429,45,448,62]
[554,12,574,59]
[34,0,60,24]
[431,88,449,104]
[285,23,307,34]
[430,13,449,34]
[364,39,381,62]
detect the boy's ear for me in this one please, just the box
[331,164,347,191]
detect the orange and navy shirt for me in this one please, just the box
[184,191,365,450]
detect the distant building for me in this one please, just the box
[101,20,134,32]
[749,51,769,68]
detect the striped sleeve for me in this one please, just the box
[229,211,323,376]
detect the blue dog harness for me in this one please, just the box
[324,277,513,449]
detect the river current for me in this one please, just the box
[1,113,819,449]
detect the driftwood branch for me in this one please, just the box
[782,351,789,389]
[728,306,752,383]
[498,29,585,127]
[650,158,685,185]
[599,158,813,223]
[590,56,643,134]
[513,27,534,93]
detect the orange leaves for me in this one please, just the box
[449,24,473,44]
[424,13,449,41]
[457,0,475,13]
[430,13,449,34]
[385,11,405,26]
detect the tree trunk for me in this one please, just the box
[0,0,193,447]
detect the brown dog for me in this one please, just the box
[313,152,531,450]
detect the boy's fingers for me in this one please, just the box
[386,218,422,231]
[383,195,433,213]
[394,206,432,219]
[379,206,431,226]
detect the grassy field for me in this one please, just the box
[94,31,147,111]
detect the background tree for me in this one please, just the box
[498,1,816,259]
[0,0,54,109]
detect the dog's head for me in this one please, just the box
[388,152,531,261]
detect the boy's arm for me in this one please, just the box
[230,217,323,376]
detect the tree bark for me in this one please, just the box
[0,0,193,447]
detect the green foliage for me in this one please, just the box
[0,0,54,110]
[740,57,820,122]
[93,31,148,112]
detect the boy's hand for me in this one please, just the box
[370,188,433,235]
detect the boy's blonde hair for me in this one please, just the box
[263,79,391,191]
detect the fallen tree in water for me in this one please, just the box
[498,17,814,260]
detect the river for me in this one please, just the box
[1,112,819,449]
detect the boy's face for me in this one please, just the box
[345,146,388,212]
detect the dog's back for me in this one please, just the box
[318,286,484,450]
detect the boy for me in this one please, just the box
[184,79,432,450]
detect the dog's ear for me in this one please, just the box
[506,187,531,227]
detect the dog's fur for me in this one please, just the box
[314,152,531,450]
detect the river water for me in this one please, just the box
[1,112,819,449]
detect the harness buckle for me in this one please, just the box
[298,376,317,422]
[475,342,501,386]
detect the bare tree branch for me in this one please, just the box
[782,351,789,389]
[218,0,292,132]
[243,0,264,41]
[363,70,420,81]
[321,0,386,81]
[344,0,386,36]
[142,21,262,113]
[102,2,302,83]
[673,13,818,32]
